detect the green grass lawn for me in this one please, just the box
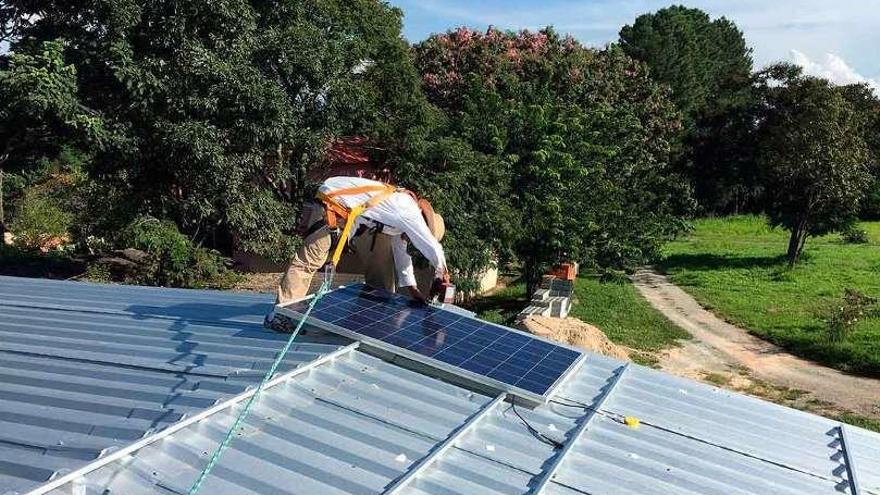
[569,277,688,364]
[468,276,687,366]
[660,215,880,376]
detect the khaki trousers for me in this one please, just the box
[276,212,397,305]
[353,231,396,292]
[276,208,331,305]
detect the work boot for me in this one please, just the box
[263,313,296,334]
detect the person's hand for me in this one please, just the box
[430,272,451,300]
[405,285,429,306]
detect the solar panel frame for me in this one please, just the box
[276,284,587,403]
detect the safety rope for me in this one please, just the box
[186,277,334,495]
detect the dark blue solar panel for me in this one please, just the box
[285,284,583,397]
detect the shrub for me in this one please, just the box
[841,226,869,244]
[600,269,631,284]
[121,216,240,288]
[9,192,72,251]
[83,263,112,283]
[822,288,878,342]
[190,245,243,289]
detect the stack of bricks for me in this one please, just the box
[516,263,577,322]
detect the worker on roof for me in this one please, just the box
[265,176,449,332]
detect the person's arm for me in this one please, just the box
[396,204,448,277]
[390,236,428,303]
[405,285,428,304]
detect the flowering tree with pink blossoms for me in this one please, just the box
[408,27,690,293]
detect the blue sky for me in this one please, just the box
[389,0,879,91]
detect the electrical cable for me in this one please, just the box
[551,397,608,415]
[509,397,565,449]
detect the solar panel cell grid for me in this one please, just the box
[284,284,583,399]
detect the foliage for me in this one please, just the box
[1,0,429,259]
[3,145,110,255]
[398,136,518,299]
[756,66,871,264]
[466,280,529,325]
[838,83,880,169]
[0,39,108,236]
[619,6,753,130]
[862,179,880,220]
[838,83,880,220]
[661,215,880,375]
[821,288,878,343]
[412,27,688,293]
[121,216,240,288]
[0,241,85,278]
[840,226,869,244]
[0,40,111,173]
[619,6,758,213]
[9,191,72,250]
[83,262,112,283]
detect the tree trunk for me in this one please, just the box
[786,230,800,265]
[786,218,808,265]
[523,258,547,298]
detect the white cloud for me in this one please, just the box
[791,50,880,95]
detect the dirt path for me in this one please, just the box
[632,268,880,417]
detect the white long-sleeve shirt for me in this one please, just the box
[318,177,447,288]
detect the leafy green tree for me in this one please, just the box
[619,6,757,213]
[0,40,110,238]
[839,83,880,219]
[619,6,753,128]
[1,0,429,260]
[756,66,871,264]
[413,28,687,293]
[398,135,519,298]
[0,4,36,45]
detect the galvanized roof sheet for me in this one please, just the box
[57,349,880,495]
[0,276,344,494]
[1,276,878,495]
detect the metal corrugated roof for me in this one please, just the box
[53,349,880,495]
[2,276,879,495]
[0,276,345,494]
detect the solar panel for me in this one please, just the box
[278,284,585,402]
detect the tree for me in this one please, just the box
[397,135,519,299]
[1,0,429,260]
[412,28,687,293]
[839,83,880,219]
[0,40,111,238]
[619,6,758,213]
[756,66,871,264]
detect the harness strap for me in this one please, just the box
[323,184,392,198]
[317,184,396,227]
[331,205,364,266]
[316,182,401,267]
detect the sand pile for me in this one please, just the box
[520,316,630,361]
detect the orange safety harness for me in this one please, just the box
[316,182,407,266]
[317,184,397,229]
